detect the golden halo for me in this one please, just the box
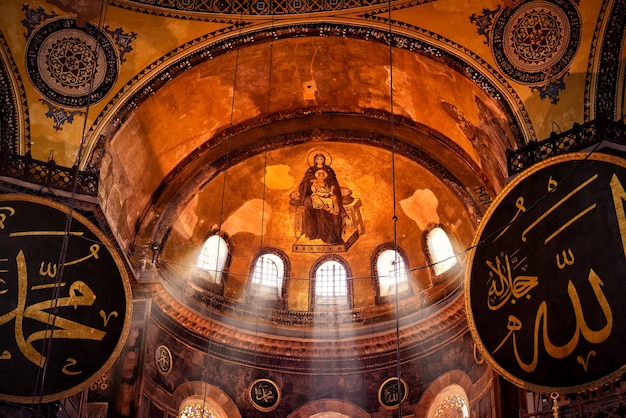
[307,149,332,167]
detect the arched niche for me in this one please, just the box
[415,370,489,418]
[172,381,241,418]
[425,384,470,418]
[288,399,370,418]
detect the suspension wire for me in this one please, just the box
[66,121,603,293]
[253,0,276,377]
[385,1,404,414]
[15,5,616,416]
[195,9,246,416]
[259,5,275,253]
[54,137,605,336]
[32,1,109,414]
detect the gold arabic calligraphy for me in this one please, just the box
[254,383,275,404]
[484,171,626,375]
[492,269,612,372]
[0,250,107,368]
[487,253,538,310]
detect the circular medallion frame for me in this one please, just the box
[491,0,581,84]
[25,17,119,108]
[378,377,408,410]
[248,378,280,412]
[466,153,626,393]
[155,345,172,375]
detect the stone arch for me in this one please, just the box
[414,370,475,418]
[172,381,241,418]
[288,398,370,418]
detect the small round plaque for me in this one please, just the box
[155,345,172,374]
[249,378,280,412]
[378,377,408,410]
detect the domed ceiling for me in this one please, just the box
[0,0,624,416]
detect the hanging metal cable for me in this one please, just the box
[198,9,246,417]
[33,1,110,415]
[385,0,405,415]
[254,0,275,375]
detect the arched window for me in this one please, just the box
[426,227,457,276]
[174,383,239,418]
[434,393,469,418]
[426,385,470,418]
[249,250,287,299]
[179,402,216,418]
[376,248,410,297]
[197,233,229,283]
[178,396,227,418]
[314,259,349,306]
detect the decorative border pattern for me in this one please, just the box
[593,0,626,120]
[0,31,29,154]
[114,0,391,16]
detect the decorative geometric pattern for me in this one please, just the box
[113,0,389,15]
[491,0,581,84]
[40,99,85,130]
[25,17,119,108]
[0,32,26,154]
[530,71,568,104]
[469,5,501,45]
[20,4,57,39]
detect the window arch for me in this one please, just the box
[173,382,241,418]
[196,230,231,284]
[310,256,353,308]
[373,245,411,299]
[426,384,470,418]
[248,248,289,300]
[433,393,469,418]
[178,396,226,418]
[425,226,457,277]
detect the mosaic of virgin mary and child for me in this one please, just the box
[290,150,348,245]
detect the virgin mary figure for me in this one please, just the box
[297,150,345,245]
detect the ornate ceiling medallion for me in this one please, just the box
[491,0,580,84]
[25,17,119,108]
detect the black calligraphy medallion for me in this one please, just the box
[0,194,132,403]
[248,378,280,412]
[378,377,407,410]
[466,153,626,392]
